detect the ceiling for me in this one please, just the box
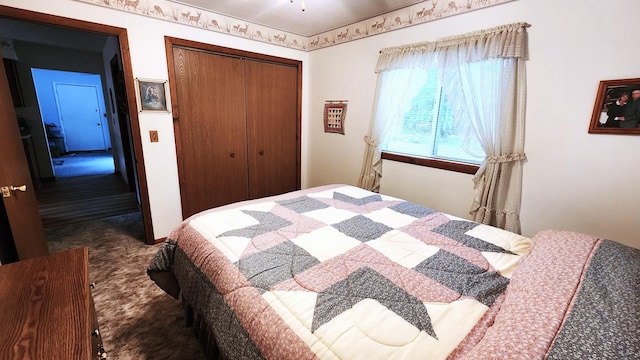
[171,0,426,37]
[0,0,427,54]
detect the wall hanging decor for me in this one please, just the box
[589,78,640,135]
[135,78,170,113]
[324,100,348,134]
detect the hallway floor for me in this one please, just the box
[36,173,139,228]
[52,150,115,178]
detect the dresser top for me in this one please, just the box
[0,247,92,359]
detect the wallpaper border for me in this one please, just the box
[74,0,516,52]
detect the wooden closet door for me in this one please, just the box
[245,60,299,199]
[172,47,249,218]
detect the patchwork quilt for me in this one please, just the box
[148,184,639,359]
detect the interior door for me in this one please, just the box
[245,60,299,199]
[0,56,49,260]
[172,47,249,218]
[55,83,106,152]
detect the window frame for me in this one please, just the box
[381,151,479,175]
[380,74,481,175]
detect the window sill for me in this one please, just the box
[381,151,479,175]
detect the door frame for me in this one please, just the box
[0,5,155,244]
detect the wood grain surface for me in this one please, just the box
[0,247,92,359]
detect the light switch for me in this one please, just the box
[149,130,159,142]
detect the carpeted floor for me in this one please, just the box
[46,212,206,359]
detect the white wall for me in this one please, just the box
[308,0,640,249]
[6,0,639,249]
[2,0,310,240]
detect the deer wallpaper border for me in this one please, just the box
[74,0,516,51]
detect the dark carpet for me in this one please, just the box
[46,212,205,360]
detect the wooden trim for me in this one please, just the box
[0,5,155,244]
[165,37,180,121]
[2,59,24,107]
[165,37,302,67]
[381,152,479,175]
[117,27,155,245]
[1,6,123,35]
[152,236,166,245]
[296,61,303,190]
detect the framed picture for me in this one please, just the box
[324,101,347,134]
[589,78,640,135]
[135,78,169,112]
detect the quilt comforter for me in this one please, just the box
[148,184,640,359]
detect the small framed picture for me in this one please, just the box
[135,78,169,112]
[589,78,640,135]
[324,101,347,134]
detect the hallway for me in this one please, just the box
[36,173,139,228]
[52,150,115,178]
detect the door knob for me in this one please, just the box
[10,185,27,192]
[1,185,27,198]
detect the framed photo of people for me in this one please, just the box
[589,78,640,135]
[135,78,170,113]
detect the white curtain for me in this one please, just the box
[357,22,529,232]
[357,44,436,192]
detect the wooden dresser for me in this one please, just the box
[0,247,106,359]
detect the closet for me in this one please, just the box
[168,39,301,218]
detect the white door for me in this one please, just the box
[55,83,106,152]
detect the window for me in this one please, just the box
[359,22,528,230]
[383,68,484,168]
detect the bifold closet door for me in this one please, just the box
[172,47,249,218]
[244,59,299,199]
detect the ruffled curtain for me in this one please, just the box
[357,22,529,232]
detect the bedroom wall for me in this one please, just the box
[308,0,640,249]
[4,0,639,249]
[1,0,310,240]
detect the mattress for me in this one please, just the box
[148,184,639,359]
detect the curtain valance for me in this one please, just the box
[375,22,530,72]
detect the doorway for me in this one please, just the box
[53,82,107,152]
[32,68,116,178]
[0,6,155,248]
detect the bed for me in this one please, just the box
[147,184,640,359]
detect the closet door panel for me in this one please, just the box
[173,47,248,218]
[245,60,299,199]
